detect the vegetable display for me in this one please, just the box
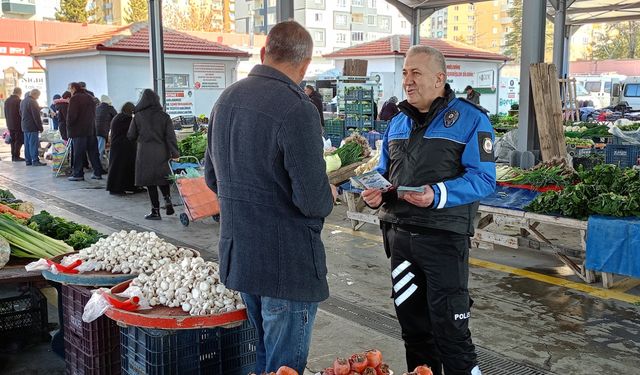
[131,256,244,316]
[177,132,207,160]
[63,230,195,274]
[0,214,72,259]
[0,235,10,269]
[526,164,640,219]
[565,137,594,147]
[495,159,576,187]
[27,211,103,250]
[332,133,372,167]
[320,350,393,375]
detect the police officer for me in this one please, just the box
[361,46,496,375]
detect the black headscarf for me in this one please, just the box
[134,89,162,112]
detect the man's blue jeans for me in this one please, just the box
[97,136,106,158]
[241,293,319,375]
[23,132,39,164]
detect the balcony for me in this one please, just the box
[1,0,36,15]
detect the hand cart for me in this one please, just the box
[169,156,220,226]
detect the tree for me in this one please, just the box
[55,0,90,23]
[124,0,149,23]
[163,0,222,32]
[591,21,640,59]
[503,0,554,62]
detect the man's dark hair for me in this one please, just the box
[265,21,313,65]
[70,82,83,92]
[305,85,316,92]
[121,102,135,115]
[465,85,473,91]
[62,91,71,99]
[79,81,87,88]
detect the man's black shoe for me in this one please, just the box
[68,176,84,181]
[91,175,103,180]
[12,157,25,162]
[32,161,46,167]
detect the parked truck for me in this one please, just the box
[611,76,640,111]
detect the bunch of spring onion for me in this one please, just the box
[0,214,73,259]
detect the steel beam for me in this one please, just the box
[148,0,165,108]
[552,0,566,77]
[517,0,546,152]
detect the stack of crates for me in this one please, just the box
[325,119,345,147]
[62,284,122,374]
[120,320,257,374]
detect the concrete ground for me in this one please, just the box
[0,123,639,375]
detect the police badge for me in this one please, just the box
[444,110,459,128]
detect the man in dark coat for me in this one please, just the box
[128,89,179,219]
[204,21,336,375]
[95,95,117,158]
[304,84,325,127]
[54,91,71,141]
[4,87,24,161]
[378,96,399,121]
[20,89,45,166]
[66,82,105,180]
[465,85,481,105]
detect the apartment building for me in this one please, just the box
[421,3,475,45]
[235,0,411,56]
[474,0,514,53]
[0,0,59,21]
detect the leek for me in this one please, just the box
[0,214,72,259]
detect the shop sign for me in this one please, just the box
[193,63,226,89]
[165,90,194,116]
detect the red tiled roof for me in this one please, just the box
[32,23,250,58]
[324,35,509,61]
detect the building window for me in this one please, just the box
[336,14,348,26]
[492,27,498,34]
[454,5,459,10]
[352,0,364,6]
[453,26,458,31]
[469,4,473,10]
[336,32,346,43]
[453,16,458,21]
[400,20,407,28]
[337,0,346,6]
[369,0,376,7]
[368,15,376,25]
[315,13,322,22]
[379,16,390,31]
[352,31,364,41]
[314,30,324,42]
[493,14,498,21]
[468,16,474,21]
[468,25,473,32]
[437,31,443,38]
[165,74,189,89]
[491,40,498,48]
[352,13,363,23]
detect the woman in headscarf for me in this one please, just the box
[378,96,399,121]
[95,94,117,160]
[127,89,179,220]
[107,102,142,195]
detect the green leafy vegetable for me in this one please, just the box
[27,211,103,250]
[332,142,363,166]
[178,132,207,160]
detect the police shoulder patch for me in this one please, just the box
[477,131,494,162]
[444,110,459,128]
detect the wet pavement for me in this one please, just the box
[1,124,639,375]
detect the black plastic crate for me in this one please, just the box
[0,287,48,338]
[605,144,640,168]
[120,320,257,375]
[62,284,121,374]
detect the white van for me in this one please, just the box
[612,76,640,111]
[574,74,625,109]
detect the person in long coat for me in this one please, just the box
[107,102,143,195]
[127,89,179,220]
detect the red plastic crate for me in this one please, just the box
[62,284,121,375]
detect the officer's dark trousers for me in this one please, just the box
[383,224,477,375]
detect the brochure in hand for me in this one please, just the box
[350,171,393,192]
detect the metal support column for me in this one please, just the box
[148,0,165,108]
[552,0,567,77]
[276,0,293,22]
[517,0,547,152]
[411,8,421,45]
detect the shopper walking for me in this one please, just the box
[20,89,45,166]
[361,46,496,375]
[66,82,105,180]
[465,85,481,105]
[49,94,61,130]
[204,21,336,375]
[107,102,140,195]
[95,95,117,159]
[304,84,325,127]
[54,92,71,141]
[128,89,179,220]
[4,87,24,162]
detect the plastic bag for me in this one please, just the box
[323,137,333,151]
[0,235,10,269]
[82,285,151,323]
[25,258,51,272]
[494,129,518,163]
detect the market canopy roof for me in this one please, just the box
[324,35,510,61]
[32,22,250,58]
[385,0,640,25]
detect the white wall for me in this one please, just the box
[45,54,108,100]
